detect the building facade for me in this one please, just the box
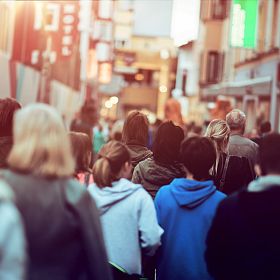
[198,0,280,132]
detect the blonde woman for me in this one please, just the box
[205,119,255,194]
[88,140,163,277]
[0,104,112,280]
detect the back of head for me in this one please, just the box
[93,140,130,187]
[205,119,230,154]
[0,98,21,137]
[8,103,74,177]
[180,136,216,181]
[259,133,280,175]
[122,111,149,146]
[226,109,246,134]
[153,121,184,164]
[260,121,271,135]
[69,132,92,173]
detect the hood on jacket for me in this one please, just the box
[88,178,142,215]
[0,180,14,201]
[126,144,153,167]
[137,158,185,186]
[248,175,280,192]
[170,178,216,209]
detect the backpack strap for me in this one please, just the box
[220,155,230,191]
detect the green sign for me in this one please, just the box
[230,0,258,48]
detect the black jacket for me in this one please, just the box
[205,183,280,280]
[1,169,112,280]
[213,153,255,195]
[132,158,185,199]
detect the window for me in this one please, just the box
[200,0,229,21]
[206,51,224,84]
[211,0,228,19]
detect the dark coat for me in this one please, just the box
[1,170,112,280]
[213,153,255,195]
[205,183,280,280]
[132,158,185,199]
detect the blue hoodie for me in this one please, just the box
[155,178,226,280]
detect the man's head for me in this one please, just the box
[180,136,216,181]
[226,109,246,135]
[260,121,271,136]
[0,98,21,137]
[258,133,280,175]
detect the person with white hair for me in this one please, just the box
[0,103,112,280]
[226,109,259,172]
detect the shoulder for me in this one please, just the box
[154,184,171,201]
[64,178,89,205]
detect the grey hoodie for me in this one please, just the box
[88,179,163,275]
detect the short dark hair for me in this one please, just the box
[180,136,216,181]
[260,121,271,135]
[0,98,21,137]
[69,132,92,173]
[122,111,149,146]
[153,121,184,164]
[260,133,280,174]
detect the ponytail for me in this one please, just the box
[93,141,130,188]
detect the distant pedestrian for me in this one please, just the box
[132,121,185,199]
[0,98,21,168]
[69,132,93,186]
[205,133,280,280]
[155,136,226,280]
[122,111,152,170]
[89,140,163,276]
[1,104,112,280]
[206,119,255,194]
[226,109,259,172]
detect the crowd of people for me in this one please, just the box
[0,97,279,280]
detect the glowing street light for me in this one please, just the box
[105,100,113,109]
[110,96,119,105]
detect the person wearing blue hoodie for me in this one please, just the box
[88,140,163,277]
[155,136,226,280]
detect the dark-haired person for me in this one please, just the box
[122,111,153,169]
[88,141,163,276]
[155,137,226,280]
[205,133,280,280]
[0,98,21,168]
[132,121,185,199]
[69,132,93,186]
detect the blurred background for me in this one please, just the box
[0,0,279,132]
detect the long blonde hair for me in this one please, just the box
[8,103,75,177]
[205,119,230,174]
[93,141,130,188]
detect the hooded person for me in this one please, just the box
[154,136,226,280]
[122,111,153,170]
[88,141,163,276]
[132,121,185,199]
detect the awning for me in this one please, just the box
[202,76,272,98]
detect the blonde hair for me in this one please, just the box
[8,103,74,177]
[205,119,230,173]
[93,141,130,188]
